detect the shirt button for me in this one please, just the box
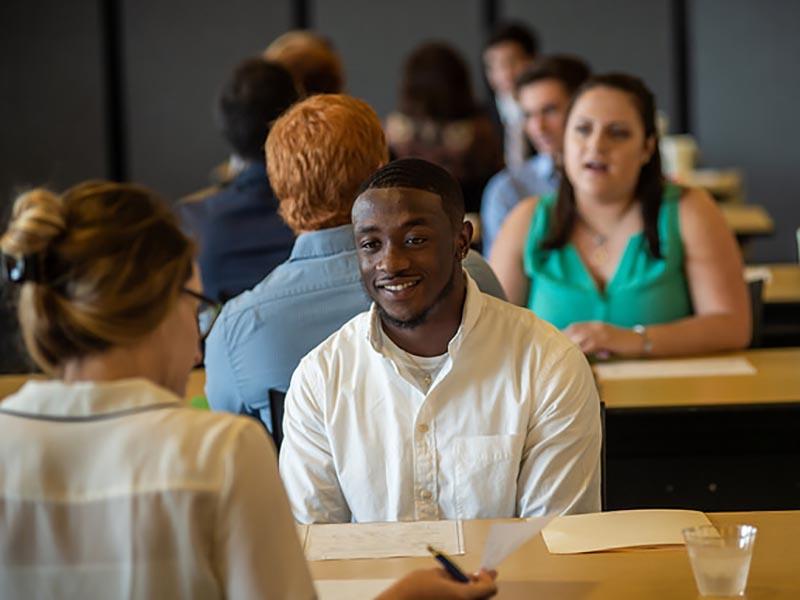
[419,489,432,500]
[417,423,429,433]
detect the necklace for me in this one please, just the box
[576,202,638,266]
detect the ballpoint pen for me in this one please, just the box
[426,544,470,583]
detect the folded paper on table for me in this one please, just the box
[481,516,554,570]
[316,579,396,599]
[594,357,756,381]
[542,509,712,554]
[305,519,464,561]
[296,524,309,548]
[744,266,772,283]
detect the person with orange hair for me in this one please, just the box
[204,94,505,431]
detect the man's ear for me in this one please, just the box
[457,219,473,259]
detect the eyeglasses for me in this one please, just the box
[182,288,222,340]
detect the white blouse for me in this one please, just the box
[0,378,315,599]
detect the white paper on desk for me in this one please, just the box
[305,519,464,561]
[594,357,756,380]
[542,509,712,554]
[316,579,396,600]
[480,516,554,570]
[744,266,773,283]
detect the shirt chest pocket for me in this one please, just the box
[452,434,524,519]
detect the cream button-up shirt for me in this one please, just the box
[0,378,315,600]
[279,274,601,524]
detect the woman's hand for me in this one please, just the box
[376,568,498,600]
[564,321,644,357]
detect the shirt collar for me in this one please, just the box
[367,272,485,357]
[289,224,356,261]
[233,161,268,187]
[0,378,181,419]
[533,153,557,180]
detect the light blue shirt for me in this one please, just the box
[205,224,506,430]
[480,154,559,258]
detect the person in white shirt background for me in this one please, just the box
[482,23,539,170]
[279,158,601,525]
[0,181,496,600]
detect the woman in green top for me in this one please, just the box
[490,74,750,357]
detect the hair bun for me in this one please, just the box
[1,188,66,258]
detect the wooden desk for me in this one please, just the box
[596,349,800,511]
[310,512,800,599]
[597,348,800,410]
[746,264,800,304]
[0,370,206,404]
[720,203,774,237]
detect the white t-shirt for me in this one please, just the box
[0,378,315,600]
[280,274,602,524]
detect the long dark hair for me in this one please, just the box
[542,73,664,259]
[399,42,478,121]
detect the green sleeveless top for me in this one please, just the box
[523,184,692,329]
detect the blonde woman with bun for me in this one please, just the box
[0,182,496,600]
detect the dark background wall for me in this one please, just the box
[1,0,799,371]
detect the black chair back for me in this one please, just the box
[268,388,287,452]
[748,278,764,348]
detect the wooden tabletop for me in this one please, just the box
[597,348,800,410]
[754,263,800,304]
[0,369,206,403]
[309,511,800,599]
[720,203,775,236]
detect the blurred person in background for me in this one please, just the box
[180,57,298,303]
[386,41,502,214]
[264,29,345,97]
[481,55,591,257]
[482,22,539,169]
[490,74,750,357]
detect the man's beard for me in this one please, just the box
[368,263,458,330]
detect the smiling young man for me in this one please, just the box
[279,158,601,524]
[481,56,591,257]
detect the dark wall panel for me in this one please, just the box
[691,0,800,262]
[122,0,291,201]
[313,0,486,119]
[0,1,107,204]
[0,0,107,374]
[504,0,677,132]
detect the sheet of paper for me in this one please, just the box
[481,516,554,569]
[305,519,464,561]
[594,356,756,381]
[316,579,396,600]
[542,509,712,554]
[744,266,773,283]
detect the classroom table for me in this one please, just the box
[596,348,800,511]
[720,203,774,237]
[746,264,800,346]
[755,263,800,304]
[597,348,800,410]
[310,512,800,599]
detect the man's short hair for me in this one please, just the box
[515,54,592,97]
[484,22,539,57]
[267,94,387,233]
[358,158,465,230]
[217,58,298,162]
[264,30,344,96]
